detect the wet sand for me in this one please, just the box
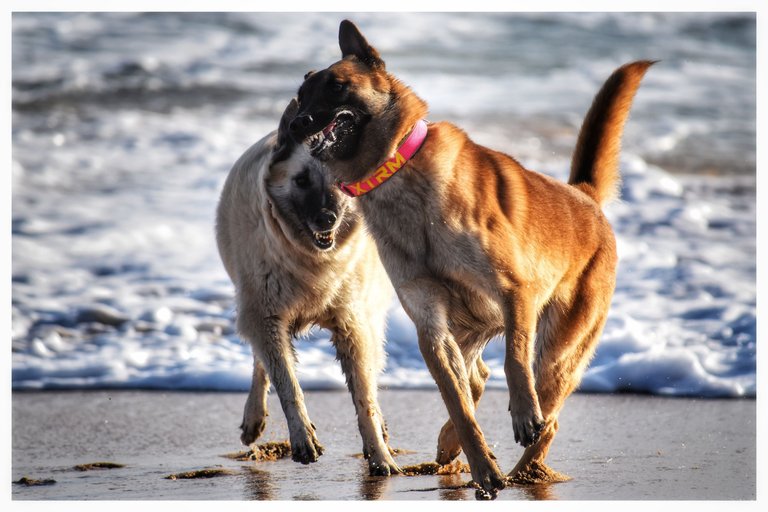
[11,390,755,501]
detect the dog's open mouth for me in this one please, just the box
[306,110,355,157]
[312,229,336,250]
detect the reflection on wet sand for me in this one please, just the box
[437,474,471,500]
[243,467,276,500]
[515,482,558,500]
[358,474,391,500]
[239,456,559,500]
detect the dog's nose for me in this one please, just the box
[289,114,314,135]
[314,209,337,231]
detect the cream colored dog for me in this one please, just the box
[216,99,400,475]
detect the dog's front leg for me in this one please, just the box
[399,278,505,499]
[331,320,401,476]
[237,305,324,464]
[240,358,270,445]
[503,293,545,447]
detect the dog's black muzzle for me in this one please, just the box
[289,114,314,141]
[313,208,338,232]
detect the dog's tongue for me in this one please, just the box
[322,121,336,137]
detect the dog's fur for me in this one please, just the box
[290,20,652,497]
[215,99,400,476]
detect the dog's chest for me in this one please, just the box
[368,198,493,273]
[363,191,504,330]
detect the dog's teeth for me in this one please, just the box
[313,230,335,247]
[308,131,327,152]
[307,120,341,154]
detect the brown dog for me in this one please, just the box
[289,20,652,498]
[216,98,400,475]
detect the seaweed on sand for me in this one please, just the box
[223,440,292,462]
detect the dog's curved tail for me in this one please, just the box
[568,60,655,206]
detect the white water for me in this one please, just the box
[11,12,756,397]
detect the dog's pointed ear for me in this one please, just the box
[339,19,385,70]
[272,98,299,164]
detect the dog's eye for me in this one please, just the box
[331,81,346,93]
[293,173,311,189]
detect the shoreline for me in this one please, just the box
[11,389,756,501]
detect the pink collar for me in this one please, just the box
[339,119,428,197]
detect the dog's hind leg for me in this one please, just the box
[332,316,401,476]
[507,314,605,483]
[399,278,505,498]
[240,358,270,445]
[508,250,615,483]
[237,289,324,464]
[436,355,490,464]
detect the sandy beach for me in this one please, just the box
[11,389,755,501]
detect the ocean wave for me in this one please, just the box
[11,12,755,397]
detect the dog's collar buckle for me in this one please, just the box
[339,119,428,197]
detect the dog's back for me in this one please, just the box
[216,132,274,285]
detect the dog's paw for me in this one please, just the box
[362,442,402,476]
[511,414,545,447]
[239,416,266,446]
[475,487,499,501]
[290,433,325,464]
[436,445,462,466]
[368,458,402,477]
[435,421,463,465]
[471,465,506,501]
